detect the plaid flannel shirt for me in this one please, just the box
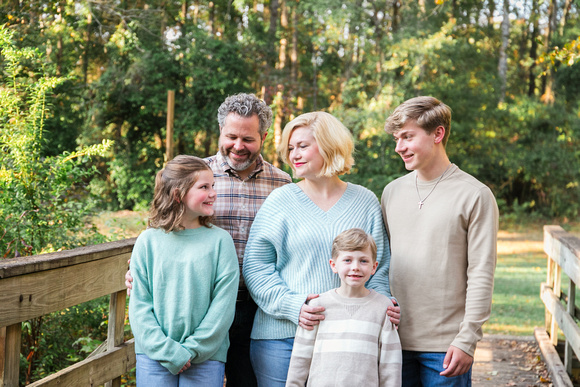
[205,152,291,290]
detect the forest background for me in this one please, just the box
[1,0,579,384]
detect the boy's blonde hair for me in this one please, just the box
[278,111,354,177]
[384,96,452,147]
[331,228,377,262]
[149,155,213,232]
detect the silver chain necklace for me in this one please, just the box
[415,163,452,209]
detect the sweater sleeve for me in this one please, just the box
[450,186,498,356]
[379,300,402,387]
[286,323,318,386]
[182,235,239,362]
[128,236,192,375]
[243,194,309,325]
[364,194,392,298]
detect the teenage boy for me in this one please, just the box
[381,96,498,386]
[286,228,402,387]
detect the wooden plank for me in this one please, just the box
[0,324,21,387]
[541,283,580,362]
[544,226,580,285]
[565,279,576,375]
[551,265,562,346]
[534,328,574,387]
[104,290,127,387]
[0,238,135,279]
[27,339,136,387]
[0,253,130,327]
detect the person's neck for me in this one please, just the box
[297,175,347,212]
[416,153,451,182]
[335,285,370,299]
[236,162,256,180]
[299,175,346,197]
[181,217,201,230]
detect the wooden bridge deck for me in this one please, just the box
[473,334,551,386]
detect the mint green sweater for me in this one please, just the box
[129,226,239,375]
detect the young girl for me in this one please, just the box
[129,155,239,386]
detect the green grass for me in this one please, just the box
[486,251,547,335]
[486,220,580,336]
[93,210,148,239]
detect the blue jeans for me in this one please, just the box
[226,299,258,387]
[136,354,225,387]
[250,338,294,387]
[402,351,472,387]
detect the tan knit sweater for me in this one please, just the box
[286,290,402,387]
[381,165,498,356]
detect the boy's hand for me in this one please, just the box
[125,259,133,295]
[298,294,324,330]
[178,360,191,374]
[387,299,401,327]
[440,345,473,377]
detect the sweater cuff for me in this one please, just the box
[162,346,194,375]
[450,338,476,358]
[281,294,309,325]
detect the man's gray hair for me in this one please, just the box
[217,93,273,136]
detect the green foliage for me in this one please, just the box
[20,297,110,384]
[0,26,112,256]
[0,26,114,383]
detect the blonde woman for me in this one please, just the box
[242,112,400,386]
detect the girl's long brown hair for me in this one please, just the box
[148,155,213,231]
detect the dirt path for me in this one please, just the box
[473,334,551,386]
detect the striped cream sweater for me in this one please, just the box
[286,290,402,387]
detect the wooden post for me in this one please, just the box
[1,323,22,387]
[565,279,576,375]
[166,90,175,163]
[104,290,127,387]
[545,256,555,332]
[551,264,562,346]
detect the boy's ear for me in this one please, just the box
[371,261,379,275]
[434,126,446,144]
[329,259,338,273]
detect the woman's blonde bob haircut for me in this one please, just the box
[148,155,213,232]
[278,111,354,177]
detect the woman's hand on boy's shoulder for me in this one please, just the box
[298,294,325,330]
[387,298,400,327]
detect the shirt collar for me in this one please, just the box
[215,152,264,179]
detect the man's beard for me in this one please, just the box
[220,144,261,172]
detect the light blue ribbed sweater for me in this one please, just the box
[243,183,392,340]
[129,226,239,375]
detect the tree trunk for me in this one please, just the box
[83,11,92,85]
[290,5,298,84]
[392,0,400,32]
[488,0,496,29]
[559,0,572,36]
[541,0,557,103]
[527,0,539,97]
[498,0,510,103]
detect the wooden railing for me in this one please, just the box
[539,225,580,386]
[0,238,136,387]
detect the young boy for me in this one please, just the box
[285,228,402,387]
[381,96,498,386]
